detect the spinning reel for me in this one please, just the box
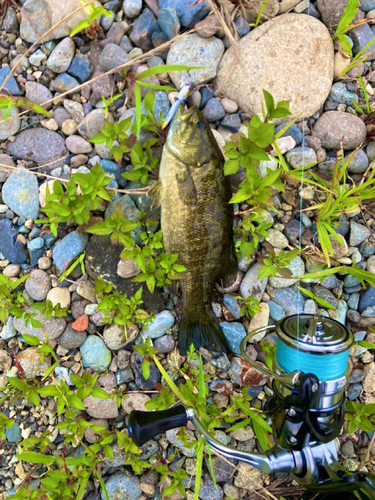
[128,314,375,498]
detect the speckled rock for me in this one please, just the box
[13,308,66,341]
[0,106,20,140]
[0,154,15,183]
[25,81,53,110]
[84,395,119,419]
[167,33,225,89]
[2,168,39,219]
[20,0,97,43]
[101,471,141,500]
[7,128,67,172]
[215,14,334,119]
[46,287,71,309]
[57,324,87,349]
[47,37,75,73]
[17,347,51,378]
[142,310,175,339]
[240,262,268,302]
[313,112,367,150]
[25,270,51,301]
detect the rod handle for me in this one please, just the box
[128,404,188,447]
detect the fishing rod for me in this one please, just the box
[128,314,375,498]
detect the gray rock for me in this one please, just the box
[123,0,143,18]
[129,8,159,51]
[328,299,347,325]
[160,0,209,28]
[0,65,22,95]
[167,33,225,89]
[329,82,358,106]
[0,153,15,183]
[25,270,51,301]
[166,428,196,457]
[29,48,47,67]
[154,334,175,353]
[77,109,106,140]
[52,230,89,275]
[99,43,131,72]
[52,73,79,92]
[84,395,119,419]
[199,475,224,500]
[346,150,369,174]
[317,0,363,27]
[266,229,289,249]
[0,219,27,264]
[101,471,141,500]
[347,383,362,400]
[349,221,371,246]
[349,369,365,384]
[142,310,175,339]
[85,235,165,313]
[0,106,20,140]
[313,112,367,150]
[2,167,39,219]
[268,300,285,321]
[47,37,75,73]
[270,286,306,315]
[285,146,317,168]
[216,14,333,120]
[66,135,92,154]
[158,7,180,40]
[57,324,87,349]
[223,294,241,319]
[20,0,95,43]
[351,23,375,61]
[103,323,134,350]
[240,262,267,302]
[341,440,355,458]
[7,128,67,173]
[220,321,247,354]
[269,256,305,288]
[202,98,225,122]
[312,285,338,308]
[1,6,18,33]
[25,82,53,110]
[366,141,375,162]
[13,307,66,341]
[80,335,112,371]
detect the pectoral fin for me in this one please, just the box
[147,180,162,209]
[176,166,197,206]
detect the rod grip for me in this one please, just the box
[128,404,188,447]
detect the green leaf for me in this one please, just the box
[91,386,111,399]
[137,65,203,80]
[18,451,55,465]
[263,89,274,115]
[296,285,336,310]
[134,83,142,140]
[22,334,40,346]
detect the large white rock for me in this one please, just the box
[20,0,98,43]
[215,14,334,120]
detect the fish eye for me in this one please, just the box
[197,122,205,129]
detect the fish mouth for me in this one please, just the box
[180,106,199,123]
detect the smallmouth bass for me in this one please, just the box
[154,104,237,354]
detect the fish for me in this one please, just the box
[151,103,238,354]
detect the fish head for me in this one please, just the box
[167,105,221,166]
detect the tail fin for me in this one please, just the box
[178,309,228,354]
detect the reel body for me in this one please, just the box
[128,314,375,498]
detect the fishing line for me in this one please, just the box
[296,0,311,373]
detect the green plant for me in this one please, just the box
[260,340,277,371]
[0,273,28,323]
[37,164,113,236]
[130,231,187,293]
[234,210,273,257]
[122,137,160,185]
[101,93,122,117]
[0,412,14,439]
[94,278,151,336]
[70,1,112,37]
[291,149,375,265]
[332,0,359,55]
[258,247,299,279]
[235,294,262,318]
[302,265,375,288]
[356,72,371,114]
[90,115,133,163]
[58,252,86,282]
[296,285,336,310]
[345,402,375,434]
[0,95,51,120]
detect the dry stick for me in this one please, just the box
[0,0,94,93]
[0,162,150,195]
[0,28,197,128]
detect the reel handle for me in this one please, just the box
[128,404,188,447]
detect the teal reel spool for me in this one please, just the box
[275,315,353,382]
